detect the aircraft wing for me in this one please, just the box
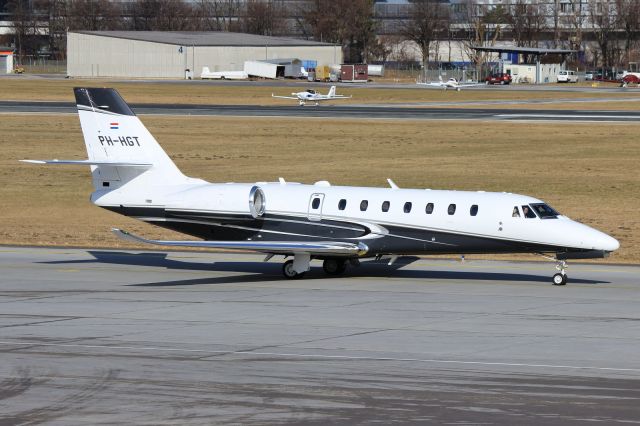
[271,94,300,100]
[328,95,352,99]
[112,228,368,256]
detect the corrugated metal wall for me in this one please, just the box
[67,32,343,78]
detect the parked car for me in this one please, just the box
[485,73,512,85]
[557,70,578,83]
[585,70,595,80]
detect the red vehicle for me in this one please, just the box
[485,73,512,85]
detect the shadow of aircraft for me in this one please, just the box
[39,250,609,286]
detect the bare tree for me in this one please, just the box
[589,0,621,68]
[67,0,123,31]
[507,0,548,48]
[615,0,640,65]
[192,0,243,31]
[561,0,585,52]
[241,0,288,36]
[304,0,376,62]
[131,0,194,31]
[400,0,449,69]
[6,0,41,63]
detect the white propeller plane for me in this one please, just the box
[418,75,483,91]
[23,88,619,285]
[272,85,351,106]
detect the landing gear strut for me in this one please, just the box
[537,254,568,285]
[282,253,311,279]
[552,260,568,286]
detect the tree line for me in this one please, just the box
[3,0,640,69]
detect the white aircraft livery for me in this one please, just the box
[23,88,619,285]
[272,85,351,106]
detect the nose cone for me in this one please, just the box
[600,233,620,252]
[588,228,620,252]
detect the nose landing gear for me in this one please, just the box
[552,260,568,285]
[537,254,569,285]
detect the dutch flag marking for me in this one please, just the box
[110,122,119,130]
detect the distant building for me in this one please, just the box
[67,31,342,78]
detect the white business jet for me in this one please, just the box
[418,76,483,91]
[272,86,351,106]
[22,88,619,285]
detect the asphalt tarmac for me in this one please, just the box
[1,246,639,424]
[2,100,640,122]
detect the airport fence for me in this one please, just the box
[18,57,66,74]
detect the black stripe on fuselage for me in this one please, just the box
[102,205,586,256]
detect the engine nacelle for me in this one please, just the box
[248,185,266,218]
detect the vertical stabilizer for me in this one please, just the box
[328,86,336,97]
[74,88,186,190]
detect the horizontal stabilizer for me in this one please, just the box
[21,159,152,167]
[112,228,368,256]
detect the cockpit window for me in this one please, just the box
[531,203,559,219]
[512,206,521,218]
[521,205,537,218]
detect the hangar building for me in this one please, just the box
[67,31,343,78]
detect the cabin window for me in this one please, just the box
[470,205,478,216]
[448,204,456,215]
[338,199,347,210]
[311,197,321,209]
[531,203,559,219]
[522,205,537,218]
[360,200,368,211]
[512,206,521,217]
[425,203,434,214]
[382,201,390,212]
[404,202,412,213]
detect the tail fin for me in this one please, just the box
[439,75,443,83]
[74,88,185,190]
[328,86,336,97]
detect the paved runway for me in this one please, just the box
[2,100,640,122]
[1,246,639,424]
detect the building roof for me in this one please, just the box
[73,31,338,47]
[471,46,576,55]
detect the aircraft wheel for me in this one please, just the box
[323,258,346,275]
[552,273,567,286]
[283,259,305,279]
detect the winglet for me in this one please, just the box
[387,178,399,189]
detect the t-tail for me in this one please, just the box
[328,86,336,97]
[22,87,187,192]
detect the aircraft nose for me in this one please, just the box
[590,229,620,252]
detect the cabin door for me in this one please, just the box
[307,193,325,222]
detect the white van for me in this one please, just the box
[557,70,578,83]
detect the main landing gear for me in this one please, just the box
[280,254,349,279]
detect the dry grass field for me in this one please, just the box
[2,77,639,109]
[1,113,638,263]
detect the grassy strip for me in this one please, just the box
[2,77,638,108]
